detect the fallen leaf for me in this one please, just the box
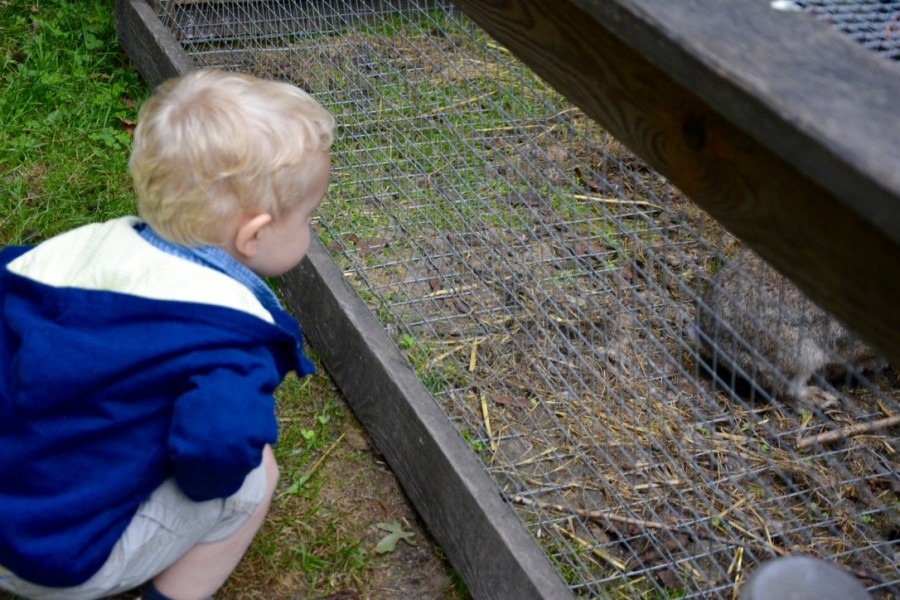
[375,499,388,519]
[374,521,416,553]
[341,422,369,451]
[116,116,136,135]
[656,567,681,590]
[493,395,531,409]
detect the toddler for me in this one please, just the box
[0,68,335,600]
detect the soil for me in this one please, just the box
[239,410,465,600]
[323,429,463,600]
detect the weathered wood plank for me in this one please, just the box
[449,0,900,367]
[115,0,194,87]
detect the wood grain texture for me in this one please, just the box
[569,0,900,239]
[449,0,900,367]
[115,0,194,88]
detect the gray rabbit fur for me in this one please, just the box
[697,249,888,408]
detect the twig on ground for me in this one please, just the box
[480,394,496,451]
[469,339,480,372]
[511,494,669,530]
[797,414,900,449]
[553,524,627,571]
[508,494,784,558]
[573,194,664,212]
[301,433,345,483]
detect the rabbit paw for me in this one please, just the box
[800,386,839,410]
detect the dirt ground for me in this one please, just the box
[316,420,464,600]
[234,407,467,600]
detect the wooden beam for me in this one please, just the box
[115,1,572,596]
[115,0,194,88]
[449,0,900,367]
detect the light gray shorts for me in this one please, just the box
[0,461,267,600]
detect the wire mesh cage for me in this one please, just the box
[152,1,899,597]
[801,0,900,60]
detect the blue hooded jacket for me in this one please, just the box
[0,217,314,587]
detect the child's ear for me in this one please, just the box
[234,213,273,258]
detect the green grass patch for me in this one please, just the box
[225,371,379,596]
[0,0,144,245]
[311,11,638,287]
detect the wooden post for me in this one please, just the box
[115,0,194,86]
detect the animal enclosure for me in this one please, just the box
[128,1,899,598]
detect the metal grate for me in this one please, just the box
[155,2,899,597]
[776,0,900,60]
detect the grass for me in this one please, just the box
[0,2,461,598]
[307,13,655,313]
[0,0,142,244]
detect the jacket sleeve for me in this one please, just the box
[168,345,281,501]
[1,245,33,266]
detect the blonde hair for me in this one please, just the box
[129,68,336,246]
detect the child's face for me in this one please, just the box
[251,151,331,277]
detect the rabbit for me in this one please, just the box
[696,248,888,409]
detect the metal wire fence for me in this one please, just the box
[155,1,899,597]
[802,0,900,59]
